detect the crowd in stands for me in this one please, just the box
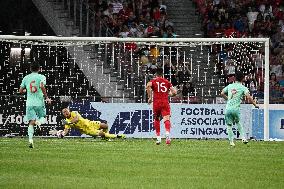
[194,0,284,103]
[88,0,198,102]
[87,0,284,103]
[89,0,176,38]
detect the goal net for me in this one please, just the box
[0,36,272,140]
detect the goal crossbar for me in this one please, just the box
[0,35,269,43]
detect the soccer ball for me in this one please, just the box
[56,130,64,138]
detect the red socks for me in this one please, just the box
[154,119,171,136]
[164,120,171,134]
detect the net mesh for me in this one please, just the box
[0,38,266,136]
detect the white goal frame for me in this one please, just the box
[0,36,270,141]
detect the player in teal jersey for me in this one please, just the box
[19,62,51,148]
[221,71,259,147]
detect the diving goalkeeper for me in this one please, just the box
[55,108,125,139]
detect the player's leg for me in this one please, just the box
[92,129,124,140]
[92,121,124,139]
[28,120,36,148]
[35,106,46,129]
[99,122,117,139]
[235,111,248,144]
[154,115,161,144]
[87,121,108,138]
[153,106,161,145]
[225,110,235,147]
[26,106,37,148]
[99,122,124,138]
[162,104,171,145]
[163,115,171,145]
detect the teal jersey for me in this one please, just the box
[20,72,46,106]
[223,82,249,111]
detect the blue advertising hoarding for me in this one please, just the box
[252,105,284,140]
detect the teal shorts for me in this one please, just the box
[25,106,46,122]
[225,109,240,126]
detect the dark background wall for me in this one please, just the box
[0,0,54,35]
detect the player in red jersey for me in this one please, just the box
[146,67,177,145]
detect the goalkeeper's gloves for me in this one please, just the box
[56,130,65,138]
[49,129,58,136]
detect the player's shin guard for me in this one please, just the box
[28,125,34,144]
[154,119,160,137]
[227,125,234,142]
[164,120,171,136]
[236,122,245,140]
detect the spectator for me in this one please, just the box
[118,24,130,37]
[224,59,236,84]
[182,82,195,97]
[224,22,237,37]
[163,25,176,38]
[103,3,114,17]
[234,15,246,33]
[253,14,264,35]
[111,0,123,14]
[270,72,278,87]
[153,6,161,26]
[177,65,192,84]
[245,73,257,94]
[270,82,284,103]
[247,7,259,32]
[271,26,283,49]
[136,23,145,37]
[263,15,273,36]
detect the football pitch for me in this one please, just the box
[0,138,283,189]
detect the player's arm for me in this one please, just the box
[221,86,229,100]
[19,77,26,94]
[146,81,153,104]
[61,128,70,137]
[220,90,228,100]
[59,112,80,137]
[40,77,51,104]
[169,86,177,97]
[56,127,70,138]
[56,119,73,138]
[245,93,259,108]
[19,87,26,94]
[70,112,80,124]
[40,83,51,104]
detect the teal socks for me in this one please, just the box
[227,125,234,142]
[236,122,245,140]
[28,125,34,144]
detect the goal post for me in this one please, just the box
[0,35,270,140]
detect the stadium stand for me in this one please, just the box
[194,0,284,104]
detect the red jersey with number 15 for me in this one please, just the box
[150,77,173,103]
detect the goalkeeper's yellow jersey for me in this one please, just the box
[64,111,91,131]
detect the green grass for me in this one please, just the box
[0,138,283,189]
